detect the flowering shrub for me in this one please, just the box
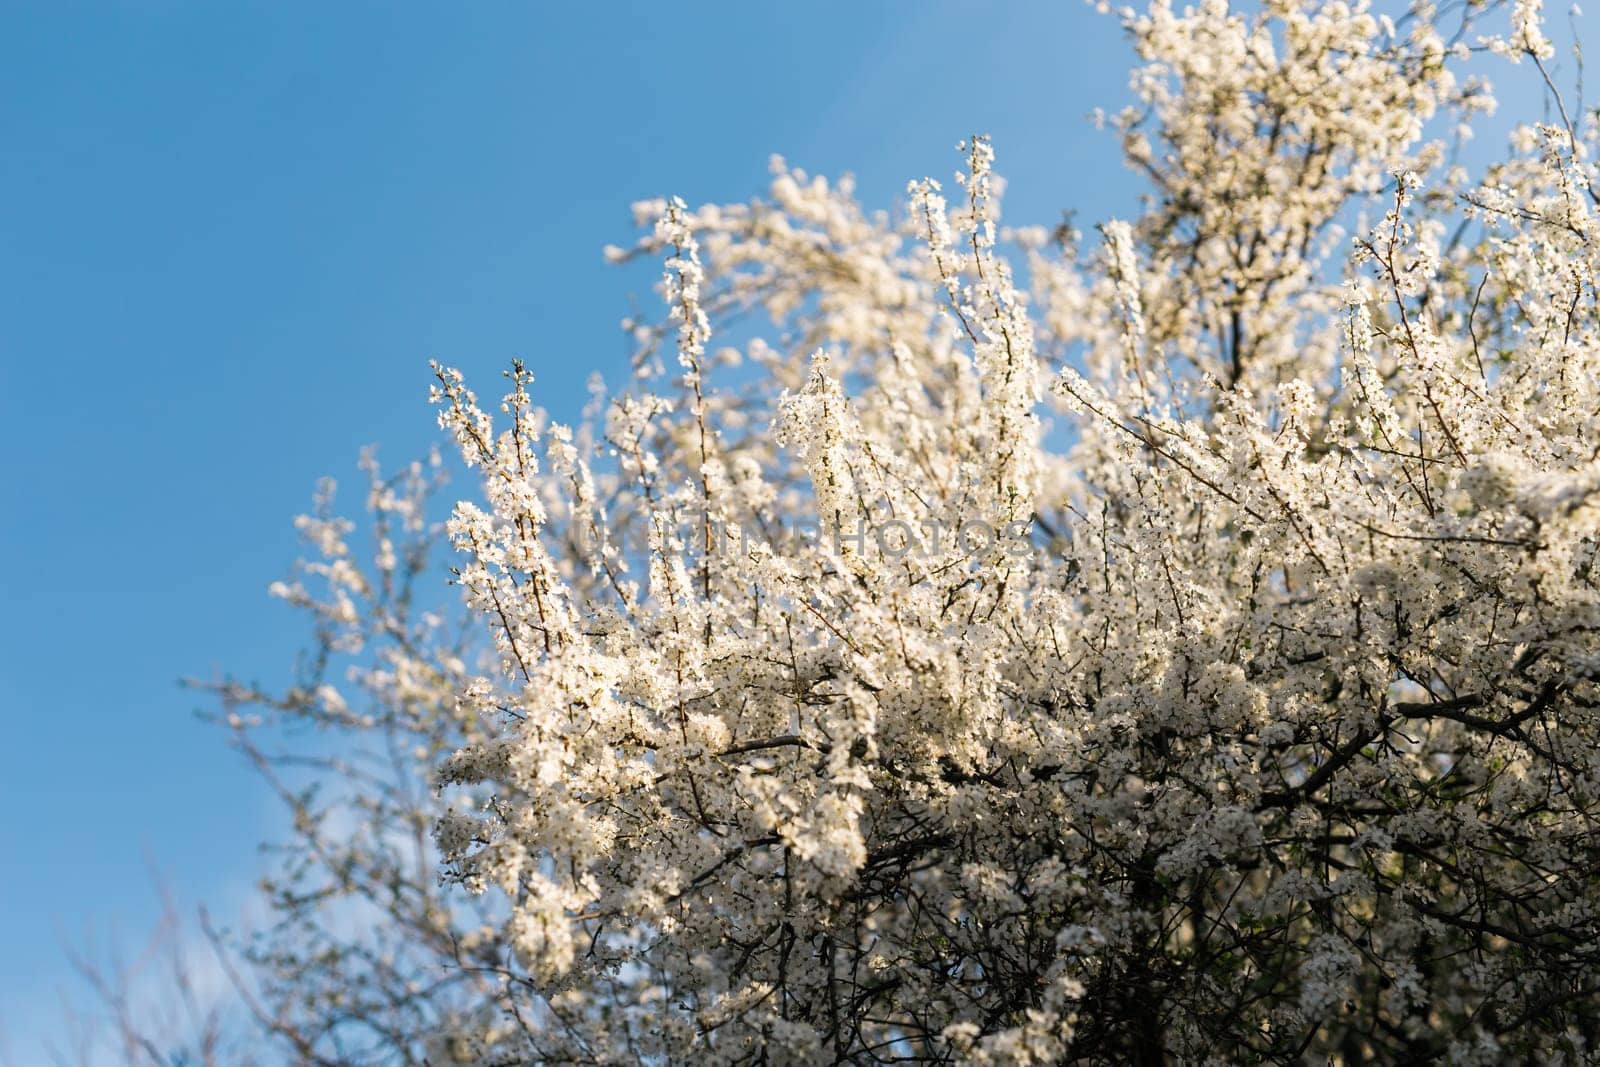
[155,0,1600,1063]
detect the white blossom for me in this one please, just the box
[125,2,1600,1062]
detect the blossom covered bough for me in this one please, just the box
[148,0,1600,1062]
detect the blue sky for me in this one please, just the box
[0,3,1134,1058]
[0,1,1590,1061]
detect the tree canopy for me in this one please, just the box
[111,1,1600,1062]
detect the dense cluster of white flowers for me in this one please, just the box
[411,2,1600,1058]
[133,1,1600,1063]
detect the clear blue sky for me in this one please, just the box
[0,2,1588,1061]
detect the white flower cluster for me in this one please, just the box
[421,2,1600,1057]
[152,1,1600,1063]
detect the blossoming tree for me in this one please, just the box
[122,0,1600,1062]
